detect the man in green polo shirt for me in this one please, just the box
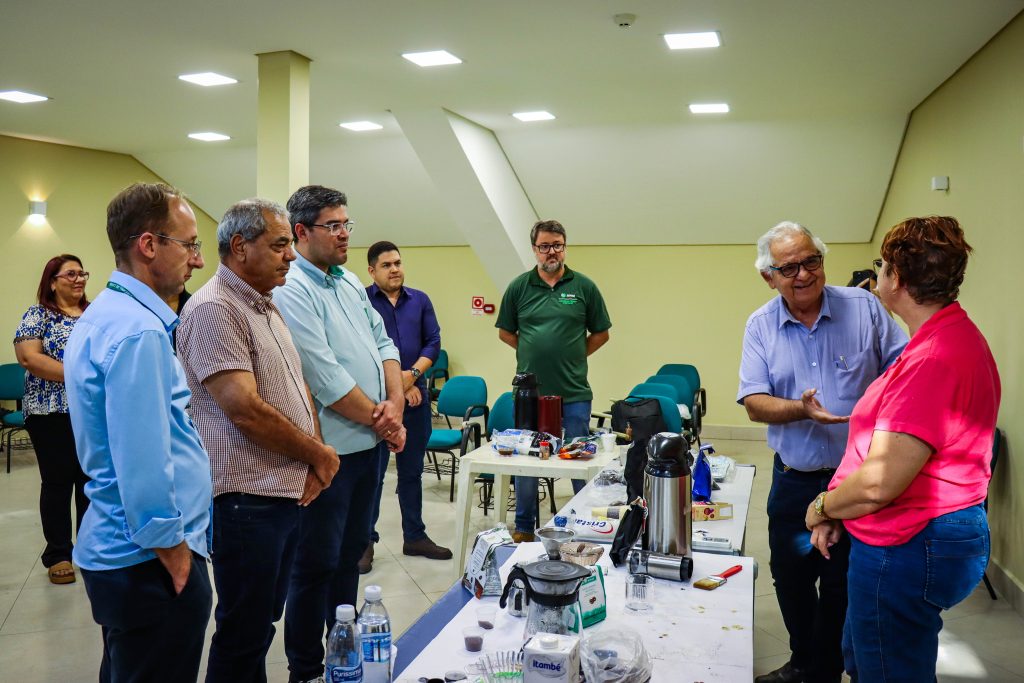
[496,219,611,542]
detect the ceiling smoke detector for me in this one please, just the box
[614,13,636,28]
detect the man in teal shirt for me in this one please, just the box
[274,185,406,683]
[496,219,612,541]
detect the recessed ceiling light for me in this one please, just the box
[664,31,721,50]
[512,111,555,122]
[339,121,383,132]
[0,90,49,103]
[178,72,238,87]
[401,50,462,67]
[689,103,730,114]
[188,132,231,142]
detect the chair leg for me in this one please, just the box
[983,572,998,600]
[426,451,441,481]
[449,452,459,502]
[546,478,557,513]
[479,480,493,515]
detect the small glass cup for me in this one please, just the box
[624,573,654,612]
[462,626,485,652]
[475,605,497,630]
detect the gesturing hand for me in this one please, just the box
[802,388,850,424]
[810,521,844,560]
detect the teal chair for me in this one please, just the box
[425,375,488,501]
[644,373,700,435]
[627,393,682,435]
[982,428,1005,600]
[0,363,28,473]
[477,392,557,516]
[425,349,449,416]
[656,363,706,433]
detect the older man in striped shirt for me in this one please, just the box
[176,198,340,683]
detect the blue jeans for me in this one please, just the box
[844,504,989,682]
[514,400,591,533]
[767,454,848,681]
[206,493,300,683]
[81,553,212,683]
[284,443,384,681]
[370,400,432,543]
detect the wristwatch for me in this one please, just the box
[410,367,422,379]
[813,491,831,520]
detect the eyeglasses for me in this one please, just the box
[126,233,203,256]
[872,259,884,270]
[769,254,823,278]
[534,242,566,254]
[54,270,90,282]
[308,220,356,235]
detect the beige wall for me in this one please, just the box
[0,134,219,364]
[348,242,874,427]
[870,16,1024,596]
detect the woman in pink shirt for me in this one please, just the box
[803,216,1000,681]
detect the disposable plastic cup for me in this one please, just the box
[463,626,485,652]
[475,605,497,630]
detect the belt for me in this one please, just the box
[775,453,836,475]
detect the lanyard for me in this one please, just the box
[105,281,174,332]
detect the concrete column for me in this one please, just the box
[256,50,311,203]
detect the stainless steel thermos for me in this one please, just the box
[641,432,694,569]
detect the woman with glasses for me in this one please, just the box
[804,217,1000,679]
[13,255,92,585]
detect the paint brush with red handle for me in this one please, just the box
[693,564,743,590]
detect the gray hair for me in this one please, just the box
[217,198,289,259]
[754,220,829,273]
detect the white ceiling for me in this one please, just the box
[2,0,1021,247]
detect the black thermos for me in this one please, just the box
[512,372,540,430]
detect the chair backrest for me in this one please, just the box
[630,381,680,404]
[425,349,449,377]
[656,363,701,391]
[645,374,694,407]
[630,393,682,434]
[0,363,26,402]
[437,375,487,418]
[991,427,1004,475]
[489,392,515,435]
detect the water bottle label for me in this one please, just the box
[326,664,363,682]
[360,633,392,662]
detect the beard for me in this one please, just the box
[539,258,563,274]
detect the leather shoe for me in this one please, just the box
[755,661,806,683]
[511,530,535,543]
[403,537,453,560]
[358,543,374,574]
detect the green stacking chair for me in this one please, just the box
[424,349,449,416]
[425,375,488,501]
[0,363,29,473]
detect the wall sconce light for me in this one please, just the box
[29,200,47,219]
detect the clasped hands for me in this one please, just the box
[804,502,844,560]
[372,399,406,453]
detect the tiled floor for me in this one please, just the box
[1,437,1022,681]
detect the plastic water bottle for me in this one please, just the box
[357,585,392,683]
[325,604,363,682]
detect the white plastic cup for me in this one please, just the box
[600,433,617,452]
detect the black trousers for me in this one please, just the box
[81,553,212,683]
[25,413,89,567]
[206,493,301,683]
[767,454,849,682]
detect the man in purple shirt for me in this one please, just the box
[362,240,451,570]
[738,221,906,683]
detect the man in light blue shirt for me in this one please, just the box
[274,185,406,683]
[738,221,907,683]
[65,182,212,683]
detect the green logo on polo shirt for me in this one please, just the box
[558,293,579,305]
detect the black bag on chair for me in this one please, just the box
[611,397,667,501]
